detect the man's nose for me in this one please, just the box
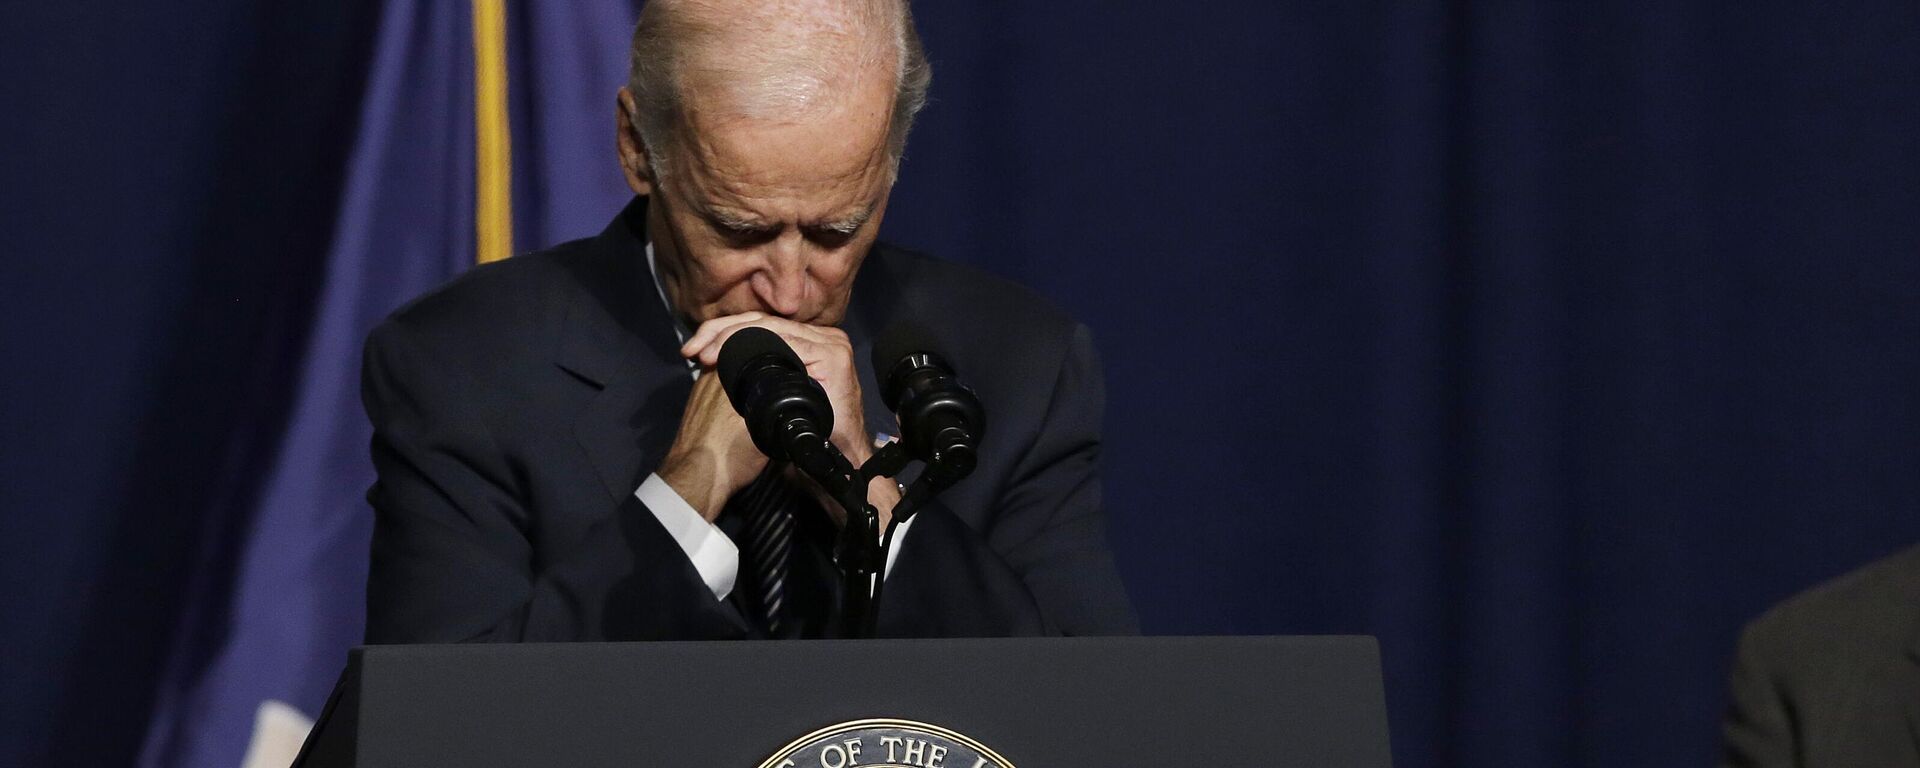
[754,233,807,317]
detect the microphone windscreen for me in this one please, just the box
[717,326,802,397]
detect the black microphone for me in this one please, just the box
[722,327,883,637]
[716,327,838,476]
[873,322,986,488]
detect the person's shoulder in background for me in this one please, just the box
[1742,542,1920,662]
[1720,542,1920,768]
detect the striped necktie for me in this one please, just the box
[733,468,797,636]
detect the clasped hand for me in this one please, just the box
[655,312,900,531]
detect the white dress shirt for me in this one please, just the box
[631,242,913,600]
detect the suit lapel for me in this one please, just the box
[569,344,689,505]
[558,197,694,504]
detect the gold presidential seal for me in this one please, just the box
[757,718,1016,768]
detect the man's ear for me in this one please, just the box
[615,87,656,196]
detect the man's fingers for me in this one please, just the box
[686,315,851,368]
[680,312,765,357]
[686,317,779,367]
[681,312,761,353]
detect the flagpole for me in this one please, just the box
[473,0,513,264]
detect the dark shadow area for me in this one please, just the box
[0,3,380,766]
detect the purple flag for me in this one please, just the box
[510,1,645,247]
[139,2,645,765]
[137,2,474,765]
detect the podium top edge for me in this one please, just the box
[351,634,1380,657]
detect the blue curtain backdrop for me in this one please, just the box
[4,2,1918,768]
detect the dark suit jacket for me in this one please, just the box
[360,197,1138,642]
[1720,543,1920,768]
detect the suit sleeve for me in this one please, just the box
[1719,620,1796,768]
[880,323,1138,637]
[361,320,745,643]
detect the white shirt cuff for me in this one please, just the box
[635,473,738,601]
[884,513,917,578]
[636,472,918,599]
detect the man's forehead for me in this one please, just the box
[667,103,893,225]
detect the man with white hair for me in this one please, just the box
[360,0,1136,641]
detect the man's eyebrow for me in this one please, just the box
[814,205,876,235]
[695,199,772,232]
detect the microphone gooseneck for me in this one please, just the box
[861,322,990,638]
